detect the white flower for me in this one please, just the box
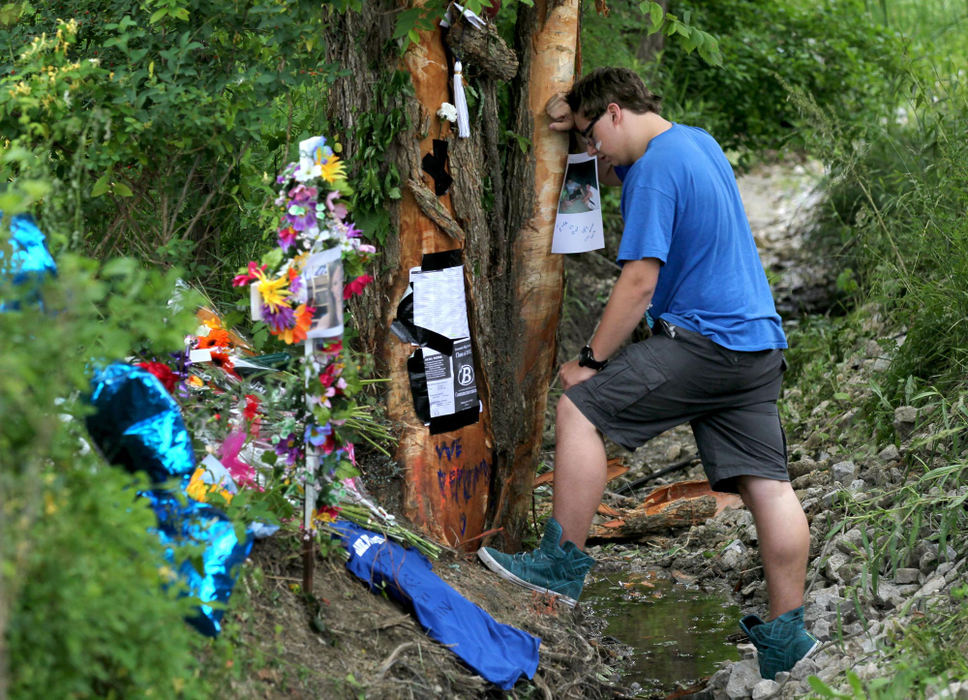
[437,102,458,123]
[293,161,321,183]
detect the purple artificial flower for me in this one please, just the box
[275,432,304,466]
[344,221,363,238]
[286,184,319,231]
[262,303,296,332]
[288,273,303,297]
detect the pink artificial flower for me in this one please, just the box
[233,261,267,287]
[326,190,348,220]
[219,431,261,490]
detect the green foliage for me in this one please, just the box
[795,24,968,414]
[582,0,906,160]
[0,3,341,283]
[349,69,412,247]
[0,212,220,694]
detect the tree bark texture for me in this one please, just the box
[327,1,579,550]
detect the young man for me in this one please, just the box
[477,67,818,680]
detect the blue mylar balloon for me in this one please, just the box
[0,212,57,310]
[145,490,254,637]
[86,363,196,484]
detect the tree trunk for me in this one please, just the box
[327,1,580,550]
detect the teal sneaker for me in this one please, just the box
[477,517,594,607]
[740,606,820,680]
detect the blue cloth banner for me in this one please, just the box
[330,520,541,690]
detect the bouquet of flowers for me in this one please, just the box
[233,136,375,346]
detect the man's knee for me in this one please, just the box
[557,394,595,434]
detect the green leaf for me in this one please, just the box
[91,175,111,198]
[112,182,134,197]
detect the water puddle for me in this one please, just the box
[583,570,741,697]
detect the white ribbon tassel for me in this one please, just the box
[453,60,470,138]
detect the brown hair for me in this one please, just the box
[566,67,662,120]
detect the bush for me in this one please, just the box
[0,211,220,695]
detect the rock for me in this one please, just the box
[831,460,857,484]
[847,478,866,494]
[725,659,761,699]
[790,656,820,681]
[874,581,904,608]
[823,552,852,583]
[752,679,779,699]
[918,574,946,597]
[894,405,918,425]
[812,617,831,640]
[664,443,682,461]
[737,642,757,660]
[894,568,919,585]
[788,456,817,479]
[721,540,748,571]
[835,527,865,555]
[877,444,900,463]
[707,666,731,691]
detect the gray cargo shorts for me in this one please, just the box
[564,319,789,493]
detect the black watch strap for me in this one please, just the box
[578,345,608,371]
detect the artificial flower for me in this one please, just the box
[219,430,260,490]
[277,225,298,251]
[314,504,341,524]
[275,432,304,466]
[343,274,374,299]
[325,190,348,220]
[305,423,336,454]
[243,394,260,421]
[262,303,296,333]
[319,155,346,183]
[197,329,232,350]
[276,303,313,345]
[233,261,267,287]
[187,467,234,504]
[437,102,458,122]
[137,360,179,393]
[254,270,292,312]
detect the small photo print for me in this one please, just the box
[304,246,344,338]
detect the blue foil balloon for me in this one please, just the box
[146,491,254,637]
[0,212,57,310]
[86,363,196,484]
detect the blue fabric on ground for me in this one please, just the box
[330,520,540,690]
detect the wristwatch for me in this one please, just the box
[578,345,608,371]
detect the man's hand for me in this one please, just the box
[559,359,599,390]
[546,92,574,132]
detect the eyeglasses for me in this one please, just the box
[579,110,607,150]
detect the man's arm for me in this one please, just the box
[546,93,621,187]
[559,258,660,389]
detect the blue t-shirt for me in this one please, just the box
[614,124,786,351]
